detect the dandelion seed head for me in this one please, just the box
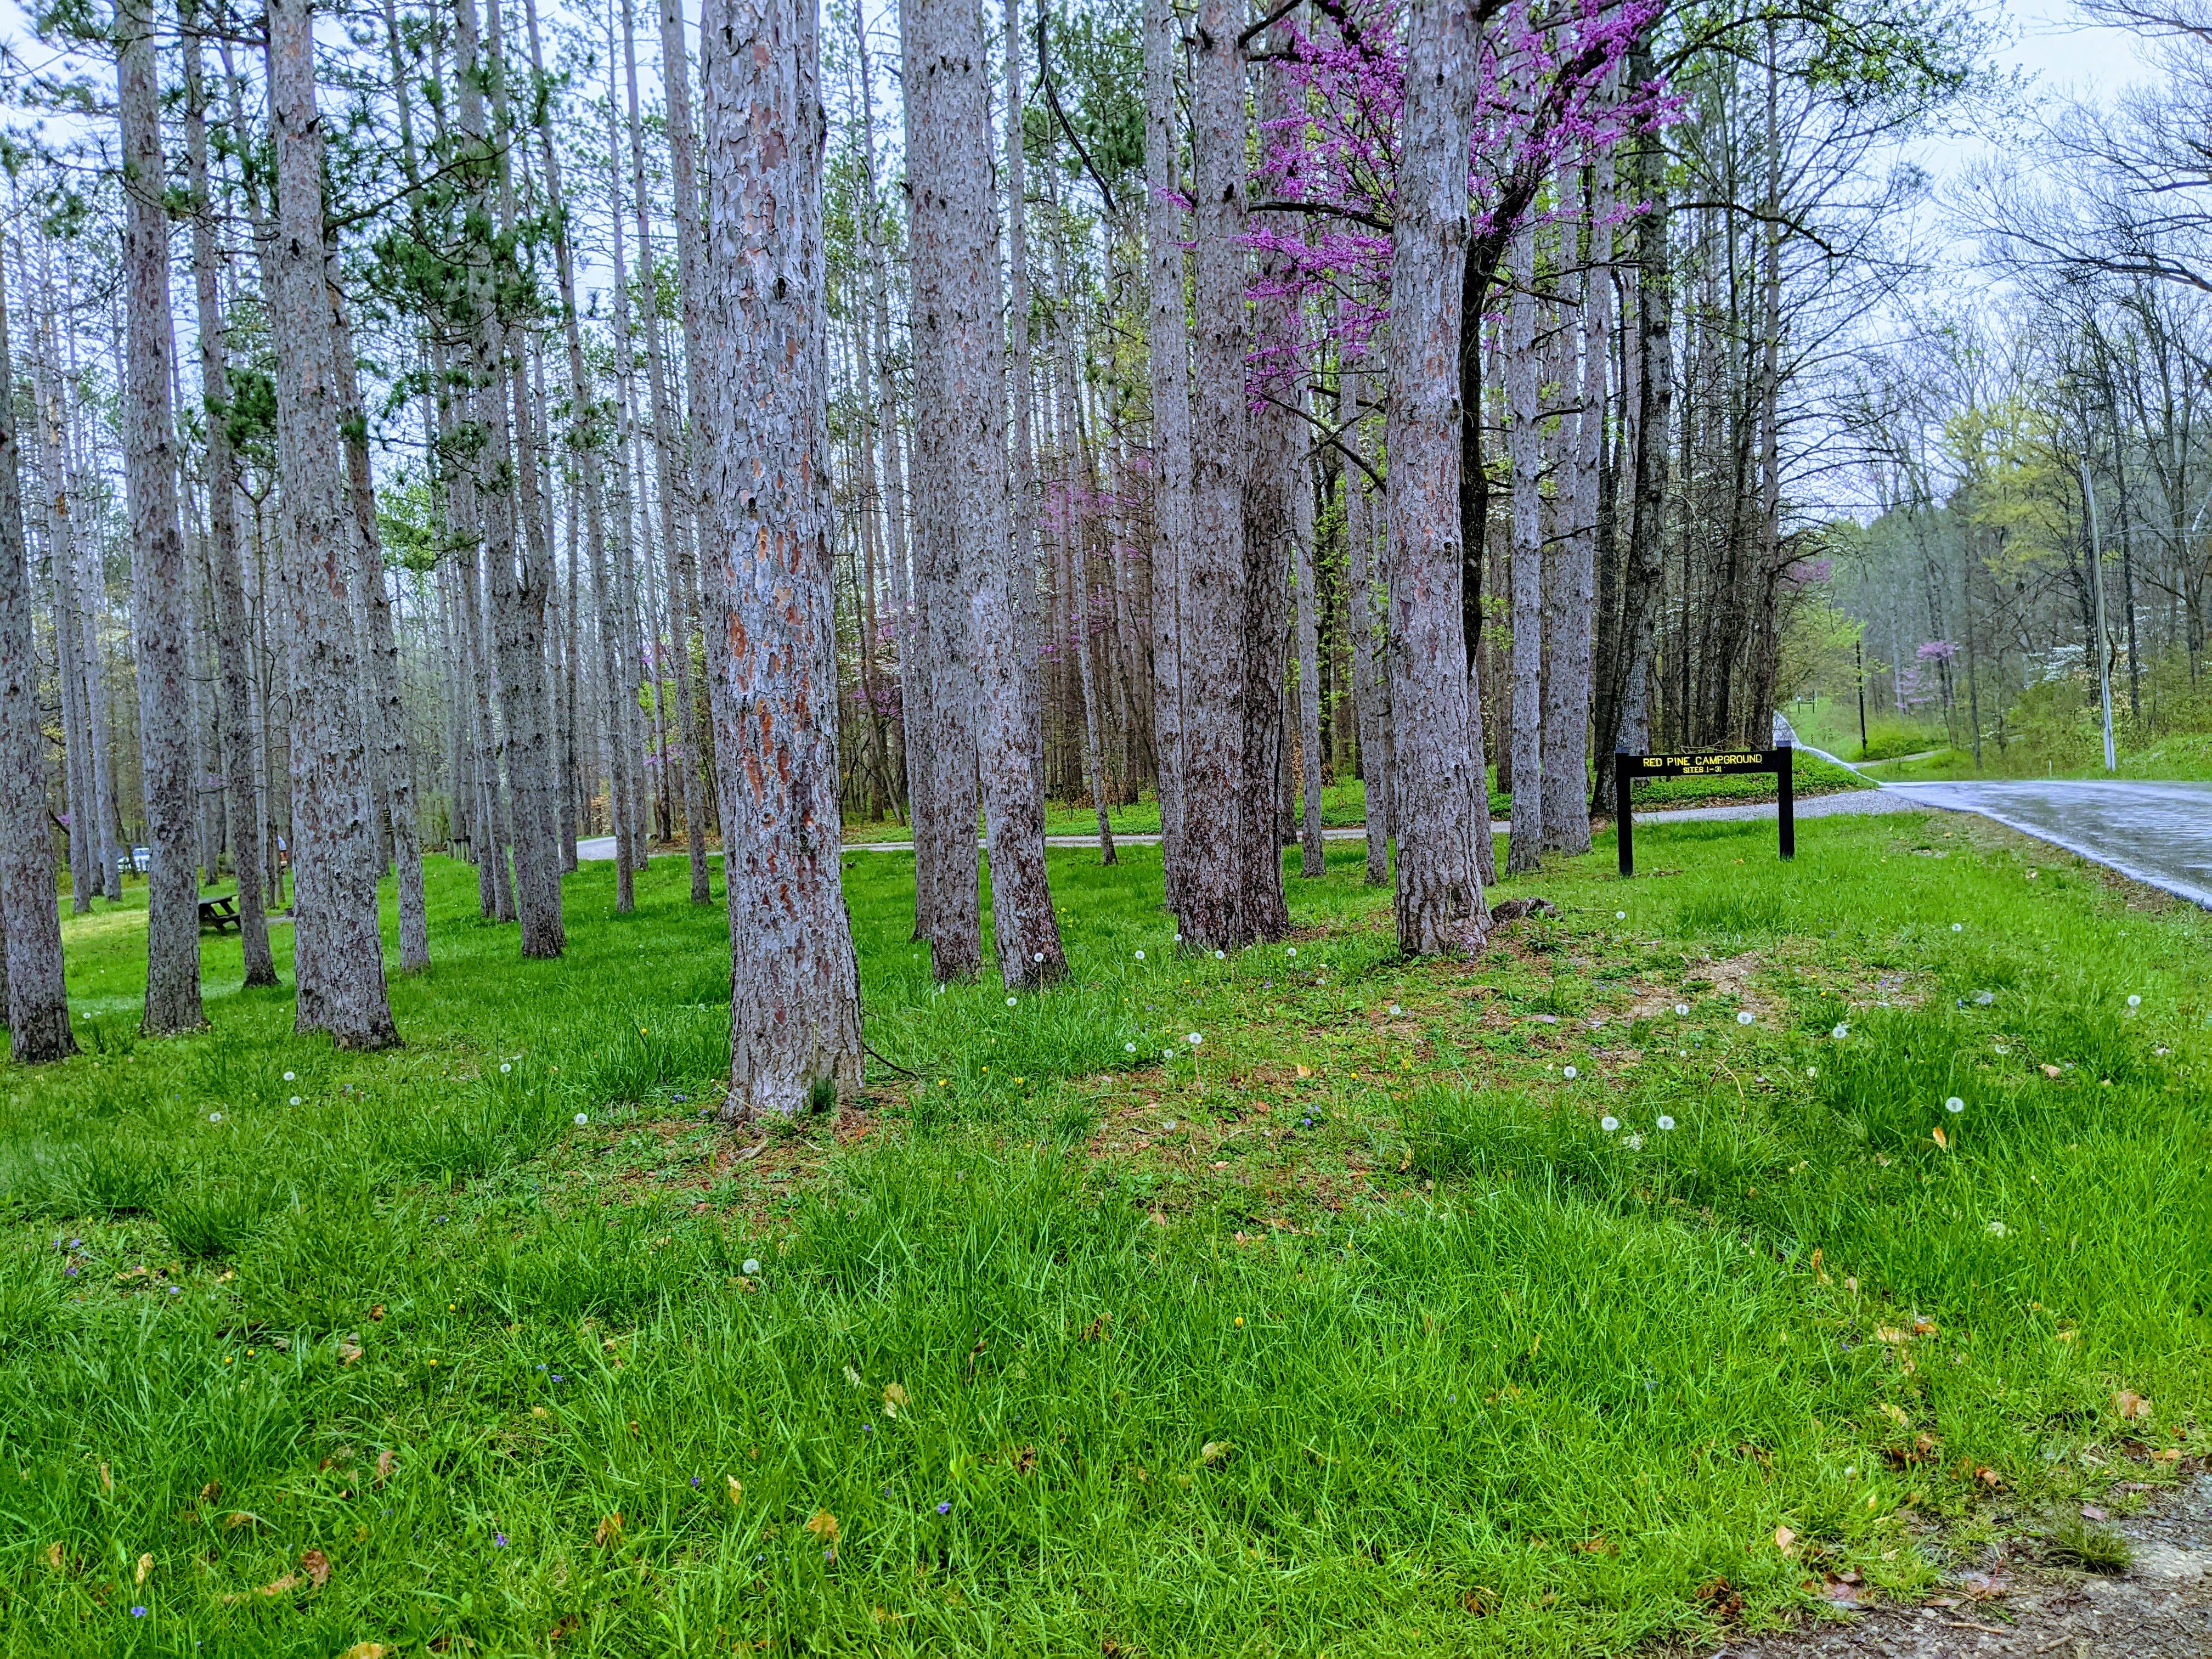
[1562,1065,1578,1080]
[289,1096,302,1105]
[1832,1023,1850,1039]
[1600,1116,1619,1133]
[574,1113,589,1126]
[2128,994,2143,1008]
[208,1111,222,1123]
[1736,1011,1755,1026]
[283,1071,295,1082]
[1006,996,1018,1007]
[1657,1115,1677,1131]
[1675,1003,1689,1016]
[1945,1096,1964,1113]
[500,1062,511,1073]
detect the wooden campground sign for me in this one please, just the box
[1612,747,1795,877]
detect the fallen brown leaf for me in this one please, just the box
[1458,1586,1494,1616]
[804,1509,840,1546]
[594,1512,624,1548]
[2041,1064,2062,1079]
[301,1548,331,1588]
[2113,1390,2153,1421]
[337,1646,388,1659]
[883,1380,910,1413]
[135,1551,153,1585]
[41,1542,65,1572]
[374,1448,396,1486]
[368,1304,385,1321]
[1695,1576,1745,1621]
[337,1342,363,1365]
[98,1462,113,1494]
[726,1475,743,1505]
[200,1481,222,1500]
[1773,1525,1798,1555]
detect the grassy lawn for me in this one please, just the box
[2,812,2206,1655]
[842,751,1870,844]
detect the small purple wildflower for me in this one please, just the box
[130,1606,147,1618]
[936,1501,951,1515]
[65,1266,78,1277]
[494,1532,509,1548]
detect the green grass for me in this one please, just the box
[1,812,2207,1656]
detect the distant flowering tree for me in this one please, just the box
[1241,0,1669,408]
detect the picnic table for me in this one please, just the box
[198,893,240,933]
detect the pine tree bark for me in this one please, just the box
[1178,0,1255,951]
[1295,433,1326,877]
[1006,0,1047,823]
[658,0,727,858]
[119,0,205,1033]
[1344,346,1392,887]
[1541,162,1600,854]
[0,233,77,1062]
[1594,31,1669,809]
[902,0,981,982]
[1238,24,1299,935]
[181,11,276,983]
[1505,213,1544,874]
[477,0,562,960]
[910,0,1068,984]
[265,0,399,1047]
[621,0,711,904]
[699,0,864,1116]
[1387,0,1489,954]
[517,0,636,909]
[328,284,430,969]
[33,274,98,916]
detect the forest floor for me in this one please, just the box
[3,806,2208,1657]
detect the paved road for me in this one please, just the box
[1876,777,2212,909]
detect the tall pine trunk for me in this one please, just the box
[1505,213,1544,874]
[265,0,399,1047]
[1387,0,1489,954]
[1178,0,1254,951]
[622,0,712,904]
[119,0,205,1033]
[909,0,1068,985]
[0,234,77,1062]
[329,285,431,969]
[699,0,864,1116]
[182,10,276,983]
[903,0,981,982]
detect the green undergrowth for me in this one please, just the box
[0,811,2206,1656]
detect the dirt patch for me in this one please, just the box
[1713,1475,2212,1658]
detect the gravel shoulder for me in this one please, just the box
[1714,1476,2212,1659]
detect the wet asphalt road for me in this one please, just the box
[1878,777,2212,910]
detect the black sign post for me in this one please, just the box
[1613,747,1793,878]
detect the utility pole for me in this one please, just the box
[2080,458,2118,774]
